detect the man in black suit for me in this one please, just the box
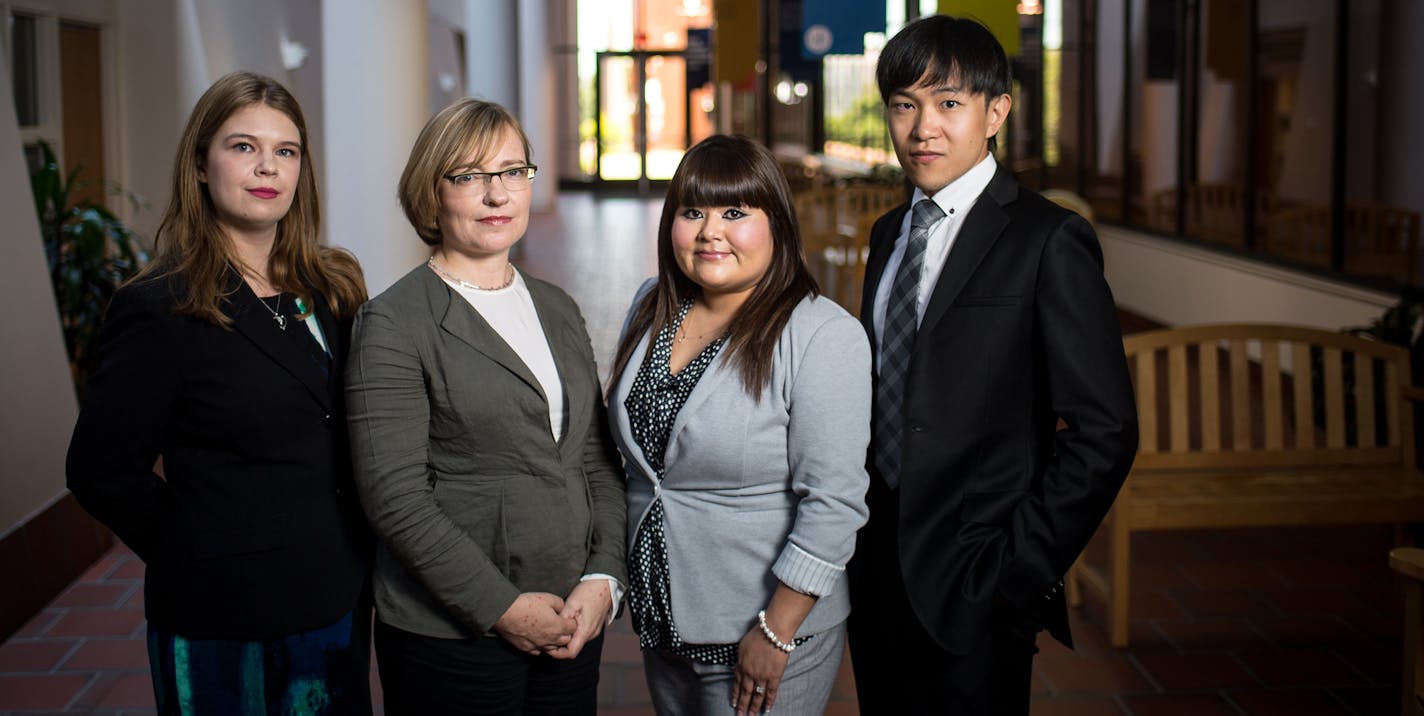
[846,15,1139,715]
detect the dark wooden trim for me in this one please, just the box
[0,493,114,641]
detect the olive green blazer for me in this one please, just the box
[346,264,626,639]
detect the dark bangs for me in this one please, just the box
[666,143,780,215]
[877,14,1012,103]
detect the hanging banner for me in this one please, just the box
[937,0,1021,57]
[801,0,885,59]
[714,0,761,89]
[778,0,820,82]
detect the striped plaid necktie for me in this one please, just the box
[873,198,946,488]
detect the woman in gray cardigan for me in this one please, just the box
[608,135,871,716]
[346,99,625,715]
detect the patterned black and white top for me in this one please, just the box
[624,299,739,664]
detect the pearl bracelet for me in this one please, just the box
[756,610,796,653]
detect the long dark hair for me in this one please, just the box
[610,135,818,397]
[138,71,366,323]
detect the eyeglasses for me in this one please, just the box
[442,165,538,192]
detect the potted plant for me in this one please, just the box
[30,140,148,390]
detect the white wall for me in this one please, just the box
[321,0,431,295]
[0,52,81,536]
[1101,225,1395,331]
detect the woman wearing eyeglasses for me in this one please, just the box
[345,98,626,715]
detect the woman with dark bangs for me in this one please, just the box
[607,134,871,716]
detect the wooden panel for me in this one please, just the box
[59,22,104,207]
[1136,351,1158,453]
[1356,355,1376,448]
[1262,341,1283,449]
[1132,445,1402,470]
[1294,343,1314,449]
[1200,341,1221,452]
[1168,344,1188,452]
[1389,362,1403,449]
[1230,339,1250,450]
[1324,348,1345,448]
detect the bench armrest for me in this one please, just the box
[1391,547,1424,582]
[1403,386,1424,404]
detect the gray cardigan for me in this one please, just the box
[347,265,626,639]
[609,283,871,644]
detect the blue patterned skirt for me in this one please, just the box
[146,610,371,715]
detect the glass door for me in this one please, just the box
[596,50,689,187]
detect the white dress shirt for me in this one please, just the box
[872,153,999,362]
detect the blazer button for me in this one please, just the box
[909,424,925,433]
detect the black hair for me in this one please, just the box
[876,15,1013,148]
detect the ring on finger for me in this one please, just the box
[754,684,766,694]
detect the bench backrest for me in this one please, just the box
[1126,324,1414,471]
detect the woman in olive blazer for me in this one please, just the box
[345,99,625,716]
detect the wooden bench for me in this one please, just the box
[1390,547,1424,715]
[1069,324,1424,647]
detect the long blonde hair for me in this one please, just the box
[139,71,365,323]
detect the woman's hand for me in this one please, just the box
[547,579,613,660]
[492,592,577,655]
[733,625,790,715]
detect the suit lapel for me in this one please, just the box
[916,166,1018,337]
[613,330,658,482]
[526,280,586,451]
[861,203,911,338]
[429,270,547,403]
[226,275,333,411]
[664,339,735,466]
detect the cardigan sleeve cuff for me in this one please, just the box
[771,542,844,597]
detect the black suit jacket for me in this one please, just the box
[67,271,371,640]
[850,166,1138,654]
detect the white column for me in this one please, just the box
[518,0,558,213]
[321,0,430,295]
[462,0,518,108]
[0,51,80,534]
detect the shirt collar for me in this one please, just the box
[910,152,998,221]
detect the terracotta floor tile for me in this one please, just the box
[13,609,62,639]
[123,587,145,609]
[1254,615,1365,648]
[1035,654,1153,695]
[46,609,145,639]
[1119,692,1240,715]
[1134,651,1259,690]
[1172,588,1273,618]
[0,639,76,672]
[78,553,123,583]
[58,637,150,671]
[89,672,156,709]
[107,558,146,581]
[1234,648,1368,688]
[51,583,134,609]
[823,702,861,716]
[1255,587,1368,617]
[1180,562,1289,590]
[1227,688,1354,715]
[1331,642,1400,685]
[0,672,92,710]
[1128,591,1187,619]
[1327,685,1399,715]
[1028,696,1125,715]
[1154,617,1271,650]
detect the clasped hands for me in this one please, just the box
[492,580,611,659]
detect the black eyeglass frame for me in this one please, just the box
[441,164,539,188]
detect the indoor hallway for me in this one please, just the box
[0,192,1407,715]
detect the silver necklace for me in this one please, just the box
[259,293,286,330]
[427,255,515,291]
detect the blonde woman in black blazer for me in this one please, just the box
[346,99,626,716]
[67,73,372,714]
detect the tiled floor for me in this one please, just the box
[0,192,1410,714]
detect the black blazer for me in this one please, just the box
[850,167,1138,655]
[67,272,370,640]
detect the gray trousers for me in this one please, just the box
[642,622,846,716]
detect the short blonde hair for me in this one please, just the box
[398,98,532,245]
